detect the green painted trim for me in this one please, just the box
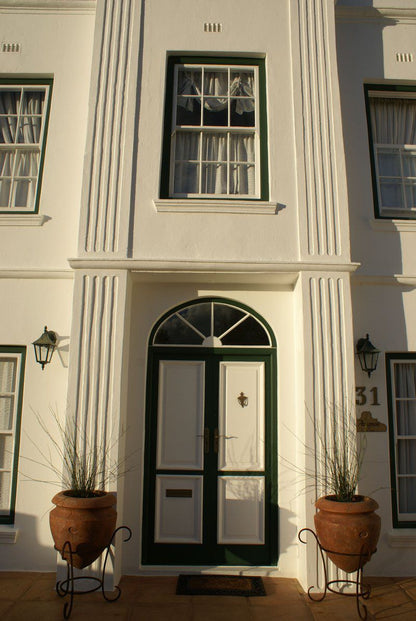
[0,346,26,525]
[149,296,277,348]
[160,56,268,200]
[364,83,416,221]
[385,352,416,529]
[0,78,53,215]
[142,333,278,566]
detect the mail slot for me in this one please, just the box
[166,489,193,498]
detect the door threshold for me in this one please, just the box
[136,566,281,577]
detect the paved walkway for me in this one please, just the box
[0,572,415,620]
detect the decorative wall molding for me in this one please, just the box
[388,530,416,547]
[69,257,360,275]
[369,219,416,232]
[0,269,73,279]
[0,527,18,544]
[297,0,345,257]
[0,214,48,226]
[80,0,138,254]
[0,1,96,14]
[153,199,279,214]
[353,274,416,287]
[336,7,416,24]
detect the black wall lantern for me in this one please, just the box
[356,333,380,377]
[33,326,57,370]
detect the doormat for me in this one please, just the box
[176,574,266,597]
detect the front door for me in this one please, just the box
[142,300,277,567]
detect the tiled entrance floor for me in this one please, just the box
[0,572,415,620]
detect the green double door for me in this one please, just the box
[142,349,277,566]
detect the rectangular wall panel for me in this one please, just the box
[217,476,265,544]
[157,360,205,470]
[155,475,203,543]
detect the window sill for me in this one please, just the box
[0,214,48,227]
[0,526,18,544]
[153,199,279,214]
[370,218,416,232]
[388,529,416,547]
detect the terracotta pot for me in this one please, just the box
[314,495,381,573]
[50,491,117,569]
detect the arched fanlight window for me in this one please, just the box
[153,300,272,347]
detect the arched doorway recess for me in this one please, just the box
[142,298,277,566]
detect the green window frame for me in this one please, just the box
[0,346,26,524]
[386,353,416,527]
[365,84,416,220]
[0,78,53,214]
[160,56,269,201]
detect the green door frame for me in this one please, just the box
[142,299,278,566]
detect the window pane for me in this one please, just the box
[201,163,227,194]
[201,133,227,162]
[230,163,255,195]
[0,151,15,176]
[221,315,270,345]
[176,97,201,126]
[214,304,245,337]
[154,315,204,345]
[174,163,199,194]
[399,478,416,513]
[394,364,416,397]
[16,116,42,144]
[0,179,11,207]
[0,90,20,144]
[179,303,211,337]
[377,151,401,177]
[11,179,34,209]
[0,435,13,469]
[380,180,403,208]
[14,151,39,177]
[0,397,14,430]
[20,90,45,115]
[397,439,416,474]
[0,359,16,393]
[405,183,416,210]
[204,71,228,97]
[177,69,201,96]
[396,401,416,436]
[403,152,416,178]
[229,134,255,162]
[0,471,11,511]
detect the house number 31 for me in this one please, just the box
[355,386,380,407]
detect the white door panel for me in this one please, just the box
[156,360,205,470]
[217,476,265,544]
[155,475,203,543]
[218,361,265,471]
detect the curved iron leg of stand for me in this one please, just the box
[101,526,133,602]
[55,541,74,619]
[298,528,328,602]
[355,546,370,621]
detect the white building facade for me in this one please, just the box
[0,0,415,586]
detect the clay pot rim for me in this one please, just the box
[51,490,116,509]
[315,494,379,514]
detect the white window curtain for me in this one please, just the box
[0,90,44,209]
[394,363,416,514]
[0,358,16,512]
[174,70,256,196]
[370,98,416,145]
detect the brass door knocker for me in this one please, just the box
[237,392,248,407]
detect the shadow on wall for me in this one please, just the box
[0,512,57,571]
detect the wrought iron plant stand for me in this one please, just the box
[55,526,132,619]
[298,528,375,620]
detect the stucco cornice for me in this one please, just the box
[0,1,95,13]
[336,6,416,24]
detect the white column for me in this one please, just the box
[293,0,351,260]
[78,0,142,256]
